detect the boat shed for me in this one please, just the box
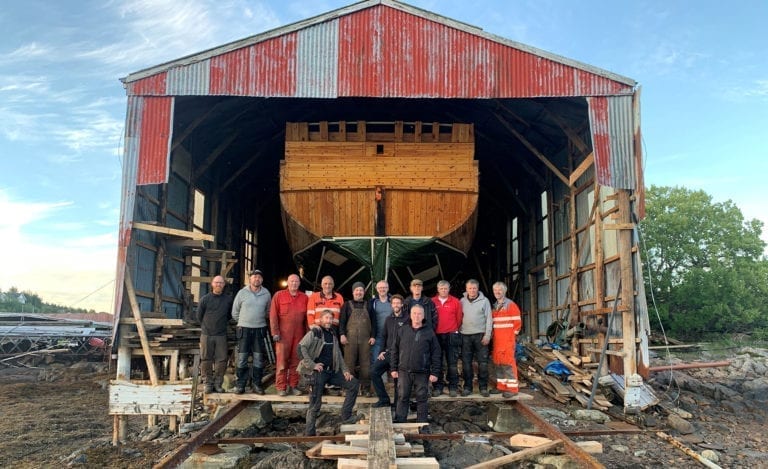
[111,0,651,437]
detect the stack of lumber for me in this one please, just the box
[521,344,613,410]
[122,321,232,350]
[306,407,439,468]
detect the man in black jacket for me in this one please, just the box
[197,275,233,394]
[371,294,407,407]
[391,303,441,424]
[403,278,438,331]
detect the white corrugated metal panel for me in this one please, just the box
[166,59,211,95]
[607,95,636,189]
[296,19,339,98]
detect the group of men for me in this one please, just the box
[196,271,523,435]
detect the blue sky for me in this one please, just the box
[1,0,766,312]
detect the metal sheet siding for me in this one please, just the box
[137,97,173,185]
[296,19,339,98]
[607,95,635,189]
[127,72,167,96]
[587,96,612,186]
[166,60,211,95]
[211,35,298,96]
[588,96,637,190]
[337,6,630,98]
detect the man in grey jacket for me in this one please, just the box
[459,279,493,397]
[232,269,271,394]
[298,309,359,436]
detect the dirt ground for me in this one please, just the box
[2,348,767,468]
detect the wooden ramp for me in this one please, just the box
[306,406,439,468]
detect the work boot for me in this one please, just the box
[449,388,458,397]
[341,414,360,424]
[278,389,288,397]
[214,384,225,393]
[502,391,516,399]
[489,388,501,395]
[461,388,472,397]
[480,388,490,398]
[253,385,265,395]
[204,384,214,394]
[291,387,302,396]
[234,386,245,394]
[372,400,391,408]
[431,388,442,398]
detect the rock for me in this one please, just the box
[669,407,693,419]
[701,449,720,463]
[611,445,629,453]
[536,454,581,469]
[532,407,569,420]
[180,443,251,469]
[224,402,274,431]
[572,409,611,423]
[67,454,87,466]
[179,420,210,434]
[667,413,695,434]
[634,450,647,457]
[140,425,162,441]
[680,433,704,444]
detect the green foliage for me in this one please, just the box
[0,287,94,314]
[641,185,768,339]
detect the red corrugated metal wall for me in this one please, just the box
[136,97,173,185]
[210,35,298,96]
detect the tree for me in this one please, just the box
[640,185,767,338]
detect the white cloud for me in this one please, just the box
[0,190,116,312]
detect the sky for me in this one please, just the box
[1,0,766,313]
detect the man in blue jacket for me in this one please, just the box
[391,303,441,425]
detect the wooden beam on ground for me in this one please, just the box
[338,458,439,469]
[133,222,214,242]
[124,274,158,384]
[656,432,722,469]
[510,434,602,454]
[119,318,184,326]
[465,440,563,468]
[368,406,397,469]
[152,400,249,469]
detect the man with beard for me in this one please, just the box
[232,269,271,394]
[298,309,359,436]
[339,282,377,397]
[370,294,406,407]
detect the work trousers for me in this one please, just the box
[200,334,228,386]
[306,368,359,435]
[275,335,302,391]
[395,371,429,423]
[435,332,462,391]
[236,326,267,388]
[343,340,371,391]
[461,333,489,392]
[371,357,398,404]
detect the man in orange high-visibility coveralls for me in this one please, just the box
[490,281,522,397]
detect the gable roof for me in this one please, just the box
[122,0,635,99]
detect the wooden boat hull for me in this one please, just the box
[280,121,478,291]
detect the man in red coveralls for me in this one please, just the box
[431,280,463,397]
[490,281,522,397]
[270,274,309,396]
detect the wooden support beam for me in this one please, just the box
[133,222,214,242]
[493,112,570,186]
[124,274,159,385]
[465,440,563,468]
[569,152,595,187]
[119,318,184,326]
[603,223,635,230]
[543,106,591,154]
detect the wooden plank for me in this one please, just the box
[133,222,214,242]
[119,318,184,326]
[369,406,397,469]
[108,381,191,415]
[510,434,602,454]
[465,440,563,469]
[569,152,594,186]
[124,273,159,385]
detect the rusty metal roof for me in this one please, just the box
[122,0,635,99]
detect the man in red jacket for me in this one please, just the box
[431,280,463,397]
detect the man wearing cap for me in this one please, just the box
[403,278,438,331]
[270,273,309,396]
[232,269,272,394]
[339,281,377,396]
[197,275,233,394]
